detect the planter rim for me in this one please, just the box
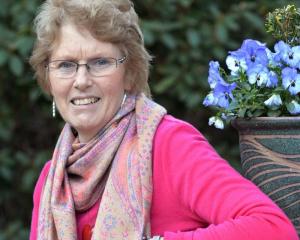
[234,116,300,120]
[232,116,300,131]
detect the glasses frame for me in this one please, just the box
[46,56,127,78]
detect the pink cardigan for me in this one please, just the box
[30,115,298,240]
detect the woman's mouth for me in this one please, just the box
[71,97,100,106]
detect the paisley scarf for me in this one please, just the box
[37,93,166,239]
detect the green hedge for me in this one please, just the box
[0,0,298,238]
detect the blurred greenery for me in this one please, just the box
[0,0,298,238]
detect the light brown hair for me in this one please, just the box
[30,0,151,96]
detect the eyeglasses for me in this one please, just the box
[47,56,126,79]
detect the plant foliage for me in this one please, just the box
[265,4,300,46]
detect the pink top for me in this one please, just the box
[30,115,298,240]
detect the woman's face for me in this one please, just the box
[49,23,129,143]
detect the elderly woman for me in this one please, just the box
[29,0,298,240]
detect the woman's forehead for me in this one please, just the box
[51,23,121,60]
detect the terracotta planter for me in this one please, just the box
[232,117,300,236]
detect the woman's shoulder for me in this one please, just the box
[158,114,195,127]
[153,114,216,177]
[156,114,204,137]
[154,114,208,147]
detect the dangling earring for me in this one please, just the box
[121,93,127,107]
[52,101,56,118]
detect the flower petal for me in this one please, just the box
[264,94,282,107]
[287,100,300,115]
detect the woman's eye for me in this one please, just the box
[58,61,75,69]
[93,58,111,66]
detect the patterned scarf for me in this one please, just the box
[37,94,166,239]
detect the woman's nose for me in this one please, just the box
[74,65,92,90]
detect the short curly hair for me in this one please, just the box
[29,0,151,96]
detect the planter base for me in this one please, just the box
[232,117,300,236]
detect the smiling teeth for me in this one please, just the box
[73,97,99,105]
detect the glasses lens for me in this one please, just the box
[49,61,77,78]
[89,57,116,77]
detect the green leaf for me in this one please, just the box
[178,0,193,7]
[0,166,12,181]
[161,33,177,49]
[224,15,239,31]
[186,94,201,108]
[212,46,226,59]
[142,27,155,45]
[0,124,12,142]
[15,36,34,56]
[143,20,182,32]
[267,110,282,117]
[208,4,221,18]
[15,152,29,165]
[186,29,201,47]
[240,82,251,91]
[0,1,8,17]
[22,169,36,191]
[9,55,24,76]
[227,101,238,111]
[238,108,246,117]
[216,23,228,43]
[0,49,9,66]
[153,77,176,94]
[0,24,15,43]
[243,12,264,30]
[246,110,253,118]
[29,88,43,102]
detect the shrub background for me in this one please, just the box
[0,0,298,239]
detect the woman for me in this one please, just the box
[29,0,298,240]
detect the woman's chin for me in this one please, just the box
[71,122,103,141]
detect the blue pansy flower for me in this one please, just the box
[208,116,224,129]
[209,61,220,75]
[274,41,300,68]
[287,100,300,115]
[208,61,224,89]
[273,41,288,63]
[266,48,282,67]
[213,81,237,108]
[226,51,247,76]
[266,71,278,88]
[282,67,300,95]
[264,94,282,107]
[288,46,300,68]
[240,39,269,67]
[247,64,270,86]
[203,92,218,106]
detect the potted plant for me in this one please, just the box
[203,5,300,236]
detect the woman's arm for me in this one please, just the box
[153,115,298,240]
